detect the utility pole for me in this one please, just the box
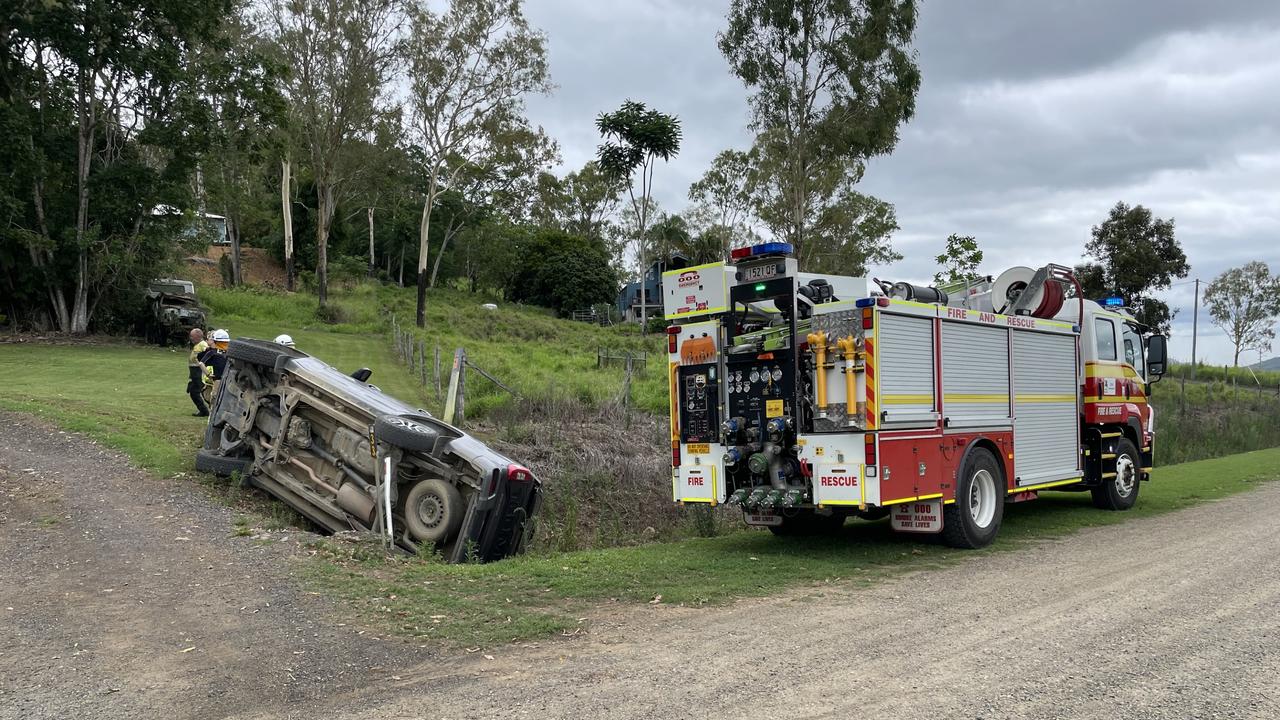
[1190,278,1200,380]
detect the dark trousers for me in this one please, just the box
[187,366,208,415]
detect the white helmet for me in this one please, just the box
[210,328,230,343]
[274,334,295,348]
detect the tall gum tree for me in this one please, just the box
[405,0,553,329]
[718,0,920,268]
[267,0,401,306]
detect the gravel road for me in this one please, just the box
[0,413,431,719]
[3,413,1278,719]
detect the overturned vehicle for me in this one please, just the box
[196,339,541,562]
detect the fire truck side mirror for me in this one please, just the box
[1146,335,1168,379]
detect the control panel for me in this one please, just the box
[726,353,795,432]
[677,364,720,444]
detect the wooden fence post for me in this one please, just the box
[443,347,466,426]
[434,344,442,401]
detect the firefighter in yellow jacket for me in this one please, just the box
[187,328,209,416]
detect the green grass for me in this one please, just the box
[308,447,1280,647]
[205,282,666,417]
[1150,378,1280,464]
[0,323,418,478]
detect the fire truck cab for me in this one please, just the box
[664,243,1168,548]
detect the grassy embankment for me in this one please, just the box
[308,448,1280,645]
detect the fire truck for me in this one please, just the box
[663,242,1169,548]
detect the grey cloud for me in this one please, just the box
[519,0,1280,363]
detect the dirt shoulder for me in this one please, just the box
[4,412,1278,719]
[0,412,430,720]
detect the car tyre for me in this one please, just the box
[227,339,293,368]
[374,415,438,453]
[1091,437,1141,511]
[941,447,1004,549]
[404,478,464,544]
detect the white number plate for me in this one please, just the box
[744,511,783,527]
[741,263,781,282]
[890,501,943,534]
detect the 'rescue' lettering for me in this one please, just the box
[819,474,858,487]
[1006,316,1036,329]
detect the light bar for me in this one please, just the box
[1102,296,1125,307]
[730,242,794,263]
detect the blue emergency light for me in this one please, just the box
[1101,296,1125,307]
[730,242,794,262]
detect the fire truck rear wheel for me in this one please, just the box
[941,447,1004,549]
[1091,437,1141,511]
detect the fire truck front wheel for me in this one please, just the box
[1091,437,1141,511]
[942,447,1004,549]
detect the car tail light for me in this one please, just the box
[862,308,874,330]
[667,329,678,354]
[864,434,877,466]
[507,463,535,483]
[672,442,681,468]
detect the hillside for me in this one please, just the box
[1254,356,1280,372]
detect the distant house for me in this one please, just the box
[151,205,229,245]
[616,252,691,323]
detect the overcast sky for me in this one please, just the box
[521,0,1280,365]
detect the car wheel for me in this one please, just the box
[374,415,438,453]
[195,449,252,478]
[227,340,291,368]
[403,478,464,544]
[1091,437,1141,511]
[941,447,1004,549]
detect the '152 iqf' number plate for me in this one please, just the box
[739,262,783,283]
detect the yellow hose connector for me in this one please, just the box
[837,336,858,418]
[807,332,829,415]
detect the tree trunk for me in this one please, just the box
[30,178,70,331]
[367,206,376,277]
[70,65,95,335]
[228,209,243,286]
[428,224,460,289]
[398,245,404,287]
[282,158,295,292]
[415,184,435,328]
[316,181,333,305]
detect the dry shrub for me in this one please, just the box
[484,395,735,552]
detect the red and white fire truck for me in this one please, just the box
[663,242,1168,548]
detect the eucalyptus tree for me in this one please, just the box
[595,100,681,326]
[405,0,554,328]
[719,0,920,266]
[1,0,231,332]
[266,0,402,305]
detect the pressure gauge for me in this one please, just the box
[749,370,760,383]
[771,367,783,381]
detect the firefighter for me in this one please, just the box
[199,329,230,407]
[186,328,209,416]
[274,333,295,348]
